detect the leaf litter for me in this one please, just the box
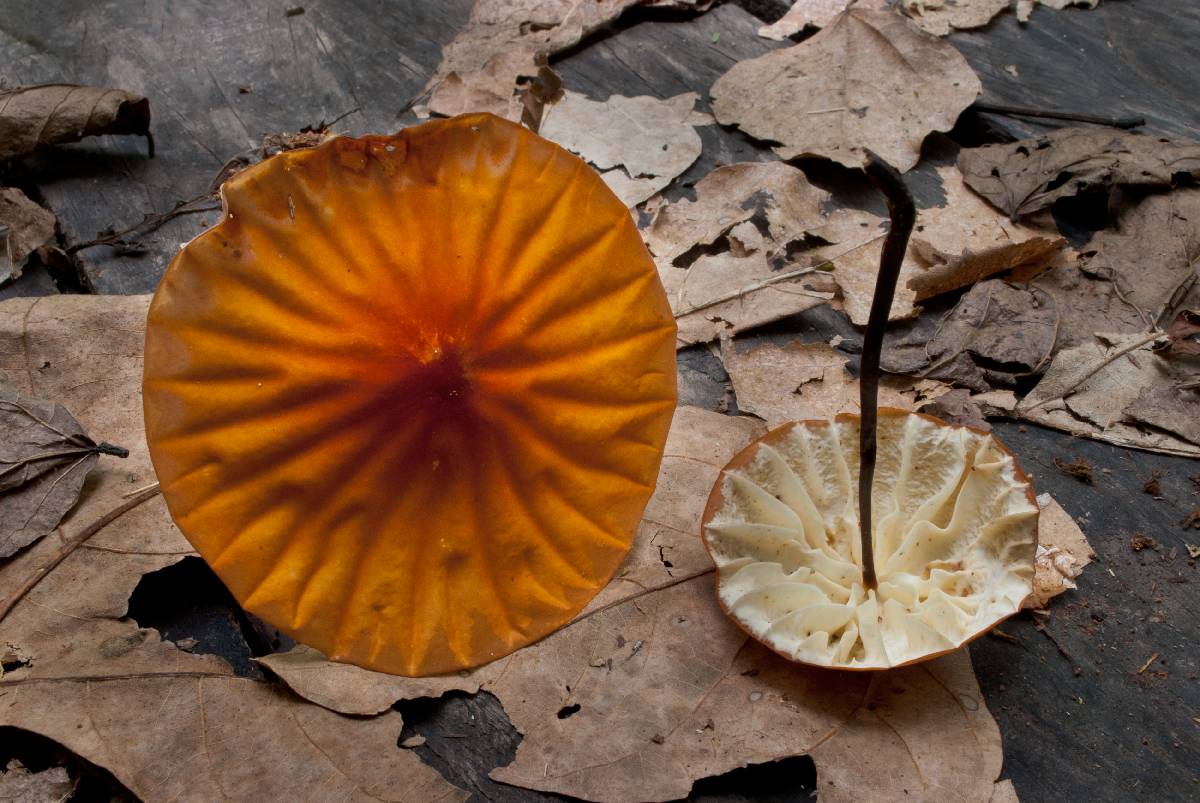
[756,0,888,40]
[0,85,153,161]
[0,188,56,286]
[711,8,981,172]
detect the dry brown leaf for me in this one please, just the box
[0,295,466,802]
[1124,385,1200,447]
[540,91,709,206]
[0,386,132,558]
[991,778,1021,803]
[722,339,949,428]
[1018,332,1200,458]
[1153,309,1200,358]
[0,188,56,285]
[0,761,74,803]
[422,0,711,119]
[711,8,980,172]
[756,0,888,40]
[900,0,1010,36]
[1016,0,1100,23]
[1026,494,1094,609]
[958,129,1200,219]
[907,166,1064,302]
[0,85,152,161]
[263,405,766,713]
[919,387,991,430]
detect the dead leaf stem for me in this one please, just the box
[0,484,161,625]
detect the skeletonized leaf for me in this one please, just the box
[711,8,980,172]
[900,0,1010,36]
[540,92,709,206]
[0,386,128,558]
[0,188,56,285]
[0,85,152,161]
[958,128,1200,218]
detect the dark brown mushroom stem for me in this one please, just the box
[857,152,916,593]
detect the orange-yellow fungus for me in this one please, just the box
[143,114,677,676]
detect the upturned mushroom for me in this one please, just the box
[142,114,677,676]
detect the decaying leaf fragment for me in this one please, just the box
[0,188,56,285]
[422,0,711,119]
[0,294,468,803]
[958,128,1200,218]
[1026,494,1094,609]
[0,85,152,161]
[1016,0,1100,23]
[0,762,74,803]
[540,91,709,206]
[756,0,887,40]
[1153,309,1200,358]
[0,386,129,558]
[711,8,981,172]
[900,0,1011,36]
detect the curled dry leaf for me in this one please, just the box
[958,128,1200,219]
[0,188,56,285]
[756,0,887,40]
[0,385,130,558]
[711,8,981,172]
[422,0,711,119]
[900,0,1010,37]
[721,340,950,428]
[1153,309,1200,358]
[0,85,152,161]
[1026,494,1094,609]
[0,762,74,803]
[0,294,467,803]
[540,91,709,206]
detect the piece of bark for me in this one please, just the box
[958,129,1200,219]
[1025,494,1094,609]
[0,762,74,803]
[722,339,949,428]
[900,0,1011,36]
[0,386,131,558]
[0,188,56,285]
[540,91,709,206]
[0,295,466,803]
[422,0,712,119]
[711,8,981,172]
[756,0,887,40]
[0,85,152,161]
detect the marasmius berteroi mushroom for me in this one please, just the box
[142,114,677,677]
[701,156,1038,670]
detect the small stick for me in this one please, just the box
[972,101,1145,130]
[1024,329,1162,411]
[858,152,916,592]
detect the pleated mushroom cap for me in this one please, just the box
[702,409,1037,670]
[143,114,677,676]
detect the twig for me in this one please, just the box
[68,193,219,253]
[858,152,916,592]
[1152,258,1199,328]
[1024,330,1163,411]
[674,266,823,317]
[1027,282,1062,375]
[972,101,1145,130]
[0,485,162,626]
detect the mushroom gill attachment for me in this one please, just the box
[702,409,1037,670]
[142,114,677,676]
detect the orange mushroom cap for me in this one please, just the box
[143,114,677,676]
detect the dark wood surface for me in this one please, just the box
[2,1,1198,801]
